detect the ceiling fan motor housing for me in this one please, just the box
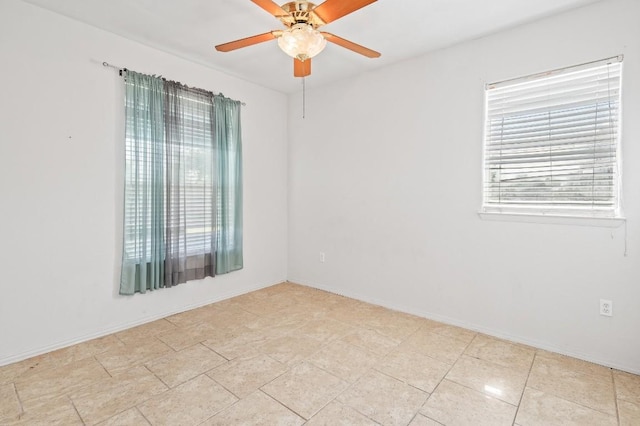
[280,1,326,28]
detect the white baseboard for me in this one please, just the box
[0,279,283,367]
[291,278,640,376]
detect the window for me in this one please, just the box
[120,71,243,295]
[123,90,216,258]
[482,56,623,220]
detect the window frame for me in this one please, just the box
[479,56,625,227]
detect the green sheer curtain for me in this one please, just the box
[120,72,166,294]
[214,96,243,274]
[120,71,243,295]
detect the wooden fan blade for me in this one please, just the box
[321,33,380,58]
[312,0,376,25]
[251,0,289,17]
[215,32,279,52]
[294,58,311,77]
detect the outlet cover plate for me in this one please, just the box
[600,299,613,317]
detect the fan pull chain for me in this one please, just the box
[302,76,306,119]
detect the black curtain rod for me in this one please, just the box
[102,61,246,106]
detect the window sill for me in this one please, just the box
[478,211,625,228]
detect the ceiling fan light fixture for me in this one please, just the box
[277,23,326,61]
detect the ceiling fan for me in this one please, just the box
[215,0,380,78]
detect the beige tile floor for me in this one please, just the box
[1,282,639,425]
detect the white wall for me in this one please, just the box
[288,0,640,373]
[0,1,288,365]
[2,0,638,374]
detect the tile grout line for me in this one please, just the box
[189,381,245,425]
[368,364,434,419]
[134,406,153,425]
[406,411,445,426]
[406,412,421,425]
[205,370,247,401]
[91,366,171,424]
[424,415,445,425]
[533,351,621,409]
[147,363,175,390]
[342,325,402,356]
[611,370,621,425]
[98,406,141,426]
[12,381,25,420]
[253,357,295,394]
[442,345,533,408]
[299,322,424,424]
[292,320,385,424]
[204,344,233,362]
[511,349,537,425]
[536,350,621,380]
[525,380,620,420]
[24,354,114,411]
[141,364,170,401]
[525,371,619,419]
[257,387,311,422]
[303,320,404,424]
[193,318,298,424]
[323,367,385,425]
[66,394,86,425]
[420,330,479,412]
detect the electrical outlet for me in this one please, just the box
[319,252,325,263]
[600,299,613,317]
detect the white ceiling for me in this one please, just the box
[23,0,602,93]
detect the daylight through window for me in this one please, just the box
[482,56,623,219]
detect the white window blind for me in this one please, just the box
[174,100,215,257]
[123,88,218,260]
[482,56,623,218]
